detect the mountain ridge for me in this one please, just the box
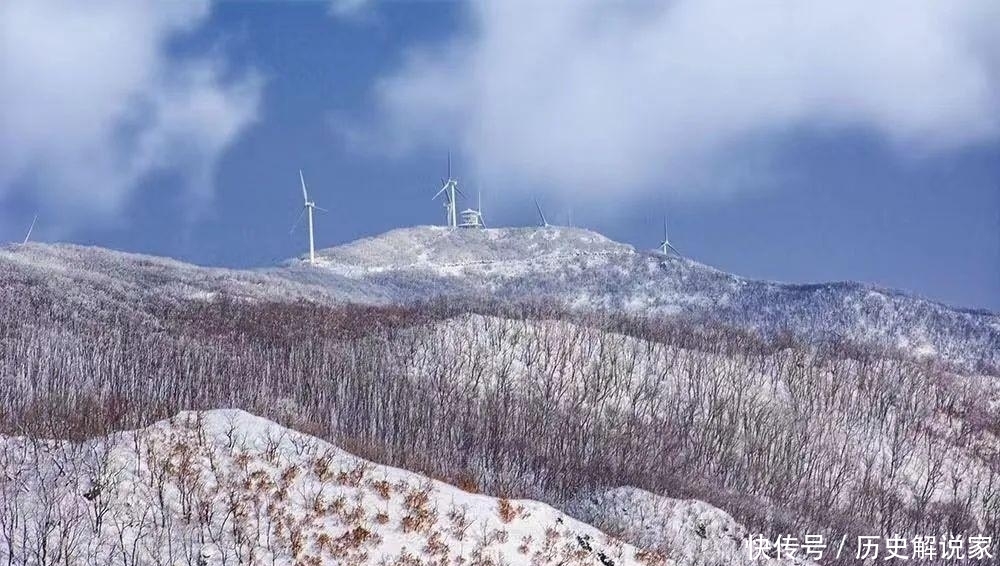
[291,226,999,370]
[308,225,993,315]
[2,226,997,370]
[7,228,991,315]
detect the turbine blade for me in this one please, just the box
[23,214,37,244]
[433,185,447,199]
[668,243,682,255]
[534,199,548,227]
[299,170,308,203]
[313,205,328,212]
[290,207,306,234]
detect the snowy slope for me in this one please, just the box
[0,410,803,566]
[0,242,390,325]
[571,488,784,565]
[2,226,997,369]
[302,226,999,370]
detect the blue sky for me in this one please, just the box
[1,1,998,311]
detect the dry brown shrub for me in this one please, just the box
[337,462,370,487]
[634,548,671,566]
[497,498,517,523]
[314,532,332,552]
[401,482,437,534]
[455,471,479,494]
[370,479,393,500]
[312,452,335,481]
[335,526,375,549]
[342,503,365,524]
[281,464,300,484]
[393,548,423,566]
[447,505,472,541]
[424,530,449,557]
[290,525,305,558]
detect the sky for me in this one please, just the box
[0,0,998,311]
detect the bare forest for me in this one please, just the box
[2,284,999,565]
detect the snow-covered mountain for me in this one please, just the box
[2,225,997,369]
[0,410,803,566]
[1,229,995,563]
[299,226,999,370]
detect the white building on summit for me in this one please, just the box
[458,208,483,228]
[458,190,486,228]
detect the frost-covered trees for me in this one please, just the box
[0,294,997,565]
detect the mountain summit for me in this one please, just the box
[290,226,998,371]
[309,226,642,275]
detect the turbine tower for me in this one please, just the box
[292,170,327,264]
[433,153,462,228]
[659,216,680,256]
[534,198,550,228]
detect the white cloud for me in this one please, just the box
[329,0,371,20]
[371,0,1000,202]
[0,0,261,227]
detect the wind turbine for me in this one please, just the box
[291,170,327,264]
[22,214,37,244]
[433,153,463,228]
[659,216,681,256]
[534,198,550,228]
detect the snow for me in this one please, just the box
[0,409,816,565]
[569,488,812,566]
[3,224,997,371]
[0,411,689,564]
[311,226,636,279]
[2,409,629,564]
[0,241,393,314]
[297,226,998,371]
[2,229,996,564]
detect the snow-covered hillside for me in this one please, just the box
[0,410,801,566]
[302,226,999,370]
[5,241,391,302]
[2,225,997,370]
[0,242,388,327]
[571,488,778,565]
[0,231,994,564]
